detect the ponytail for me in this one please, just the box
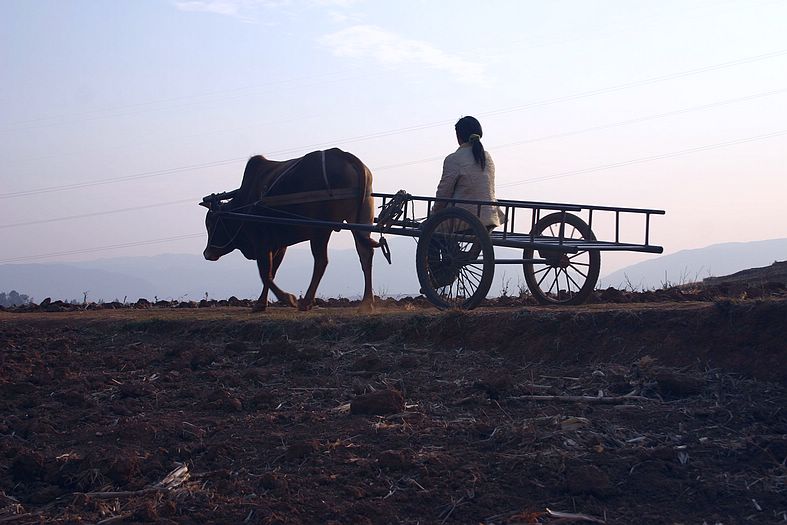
[455,116,486,170]
[468,133,485,170]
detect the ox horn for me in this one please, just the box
[200,189,239,208]
[199,193,222,209]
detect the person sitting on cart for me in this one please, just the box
[426,116,504,290]
[431,115,504,229]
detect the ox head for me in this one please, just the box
[200,196,252,261]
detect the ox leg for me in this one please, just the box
[353,232,375,313]
[268,247,298,308]
[298,232,330,311]
[253,250,274,312]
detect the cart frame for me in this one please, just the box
[204,191,664,308]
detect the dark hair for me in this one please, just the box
[455,116,486,169]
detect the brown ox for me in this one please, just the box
[201,148,377,312]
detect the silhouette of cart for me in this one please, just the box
[204,191,664,309]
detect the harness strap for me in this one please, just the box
[265,158,303,195]
[207,215,245,250]
[321,150,333,197]
[264,150,335,199]
[258,187,359,207]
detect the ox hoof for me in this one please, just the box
[251,301,267,313]
[281,293,298,308]
[298,298,314,311]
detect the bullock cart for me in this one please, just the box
[200,191,664,309]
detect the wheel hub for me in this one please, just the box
[542,251,570,269]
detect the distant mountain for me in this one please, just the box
[0,238,421,303]
[600,239,787,290]
[5,238,785,302]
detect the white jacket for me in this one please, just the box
[436,144,504,228]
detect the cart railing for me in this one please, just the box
[372,192,664,254]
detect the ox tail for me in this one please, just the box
[352,157,380,249]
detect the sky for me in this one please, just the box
[1,0,786,285]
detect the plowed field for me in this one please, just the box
[1,300,785,524]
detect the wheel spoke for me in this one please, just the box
[537,266,552,287]
[458,271,471,300]
[461,269,482,289]
[463,264,484,277]
[532,265,551,275]
[568,263,588,279]
[451,271,462,301]
[564,268,583,291]
[463,267,482,287]
[547,268,559,294]
[559,268,567,296]
[458,267,469,297]
[461,267,480,289]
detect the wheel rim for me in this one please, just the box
[524,215,599,305]
[417,210,493,309]
[426,217,486,306]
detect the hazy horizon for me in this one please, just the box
[2,0,786,293]
[2,237,785,304]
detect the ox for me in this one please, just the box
[200,148,377,312]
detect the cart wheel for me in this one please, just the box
[416,207,495,310]
[523,212,600,305]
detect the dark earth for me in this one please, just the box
[1,292,785,524]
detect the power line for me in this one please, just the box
[497,129,787,188]
[370,87,787,171]
[491,88,787,152]
[264,49,787,158]
[2,68,365,132]
[0,158,244,199]
[3,129,785,263]
[3,49,786,200]
[2,87,785,229]
[0,198,198,229]
[0,234,206,264]
[480,50,787,118]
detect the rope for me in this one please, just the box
[377,190,411,232]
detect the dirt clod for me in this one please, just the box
[350,389,404,415]
[566,464,612,497]
[11,450,45,482]
[653,370,705,398]
[285,440,319,460]
[377,450,411,469]
[134,501,160,522]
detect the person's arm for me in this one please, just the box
[486,154,497,200]
[433,156,459,212]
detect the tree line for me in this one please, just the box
[0,290,31,307]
